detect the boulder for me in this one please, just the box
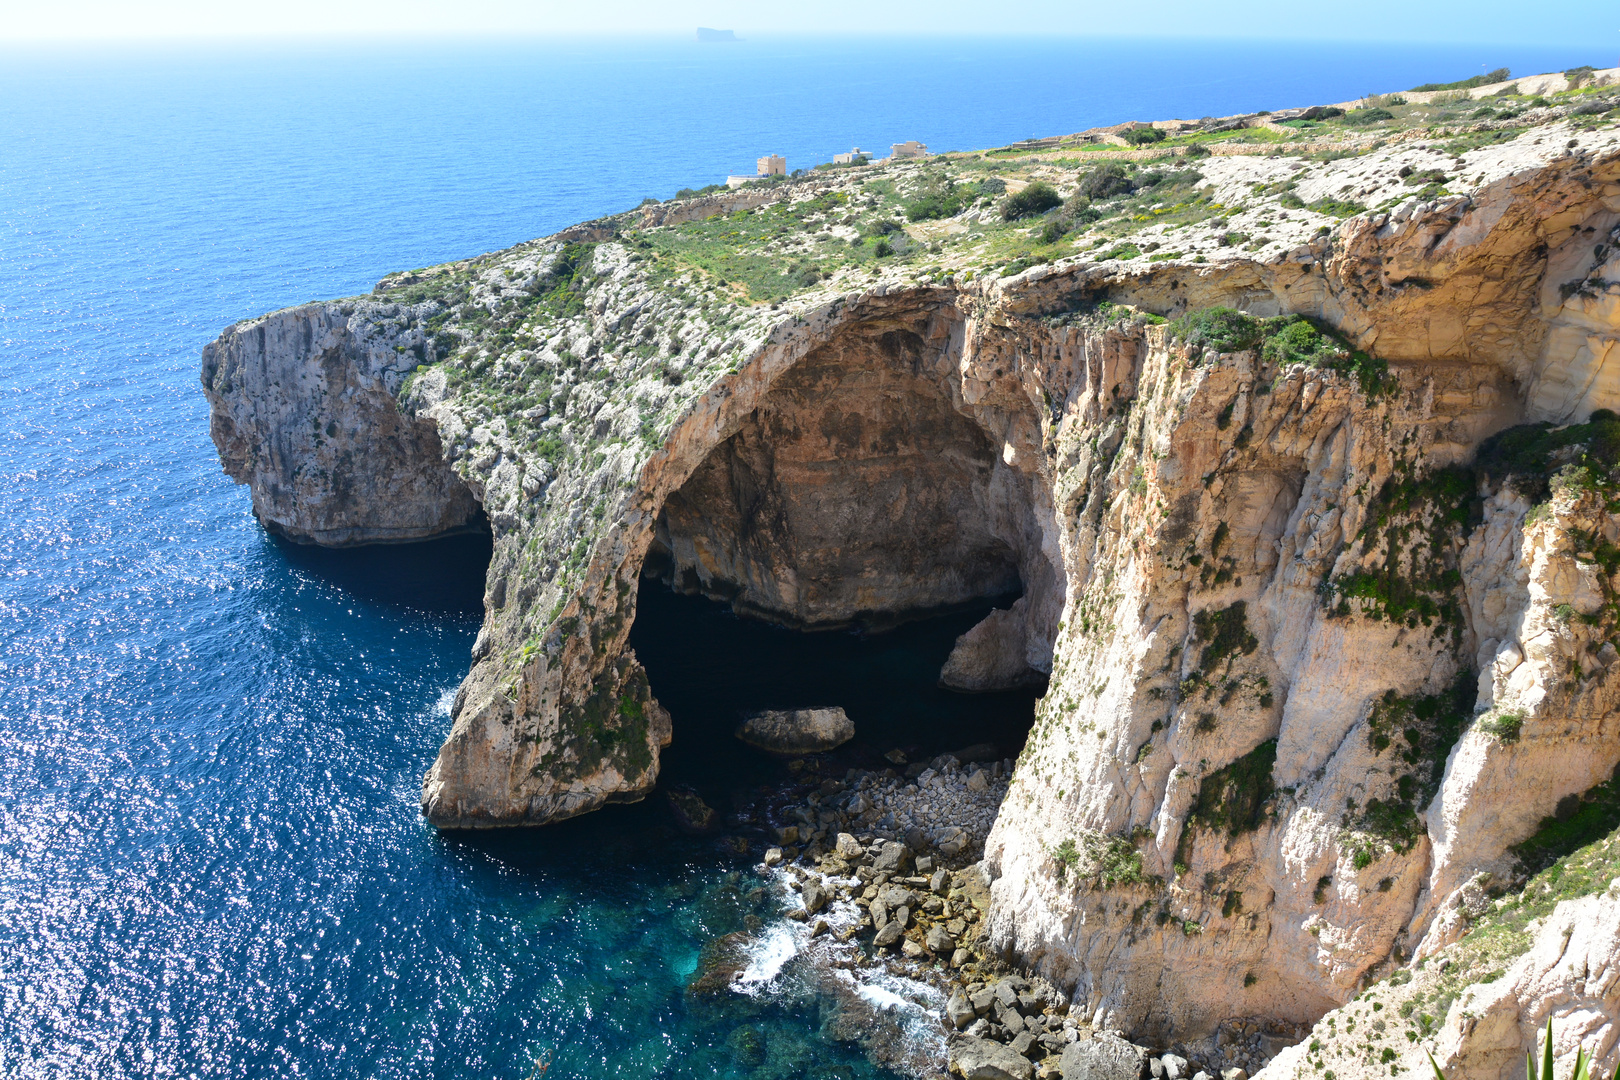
[996,1002,1026,1035]
[1160,1055,1189,1080]
[873,921,905,948]
[801,880,829,914]
[835,832,864,859]
[664,786,718,833]
[948,990,978,1029]
[932,826,970,857]
[1011,1031,1039,1059]
[902,938,926,958]
[1058,1034,1147,1080]
[950,1035,1037,1080]
[763,846,783,866]
[735,707,854,755]
[873,840,911,873]
[926,925,957,953]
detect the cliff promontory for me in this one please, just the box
[202,70,1620,1079]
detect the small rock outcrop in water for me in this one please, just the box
[734,707,855,755]
[201,68,1620,1079]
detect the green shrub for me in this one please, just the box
[1478,710,1524,743]
[1345,107,1395,125]
[672,183,725,200]
[1193,601,1259,673]
[1171,307,1263,353]
[1124,127,1166,145]
[1052,837,1081,881]
[1261,318,1333,365]
[1079,163,1135,200]
[904,176,969,222]
[1002,181,1064,221]
[1184,143,1212,159]
[1308,196,1367,218]
[1411,68,1509,92]
[1564,65,1597,89]
[1473,412,1620,502]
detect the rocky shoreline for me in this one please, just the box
[701,750,1305,1080]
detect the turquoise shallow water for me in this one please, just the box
[0,34,1600,1079]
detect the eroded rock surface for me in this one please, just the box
[201,81,1620,1079]
[201,303,482,545]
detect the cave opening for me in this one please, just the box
[629,320,1051,809]
[628,577,1043,801]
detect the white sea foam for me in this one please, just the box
[731,922,801,994]
[856,983,912,1012]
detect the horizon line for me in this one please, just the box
[0,29,1602,47]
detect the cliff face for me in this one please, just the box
[982,141,1620,1048]
[201,303,483,545]
[202,88,1620,1077]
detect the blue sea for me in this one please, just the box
[0,34,1598,1079]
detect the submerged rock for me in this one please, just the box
[664,786,718,834]
[727,1024,768,1068]
[734,707,854,755]
[687,931,753,996]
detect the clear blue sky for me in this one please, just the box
[6,0,1616,46]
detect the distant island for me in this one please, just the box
[695,27,738,42]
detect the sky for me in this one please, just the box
[4,0,1616,46]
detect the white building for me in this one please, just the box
[833,147,868,165]
[890,141,928,159]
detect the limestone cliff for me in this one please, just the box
[202,78,1620,1077]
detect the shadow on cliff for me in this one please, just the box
[269,528,492,615]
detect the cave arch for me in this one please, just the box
[641,313,1058,686]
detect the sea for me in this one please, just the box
[0,34,1597,1079]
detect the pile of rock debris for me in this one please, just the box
[760,751,1297,1080]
